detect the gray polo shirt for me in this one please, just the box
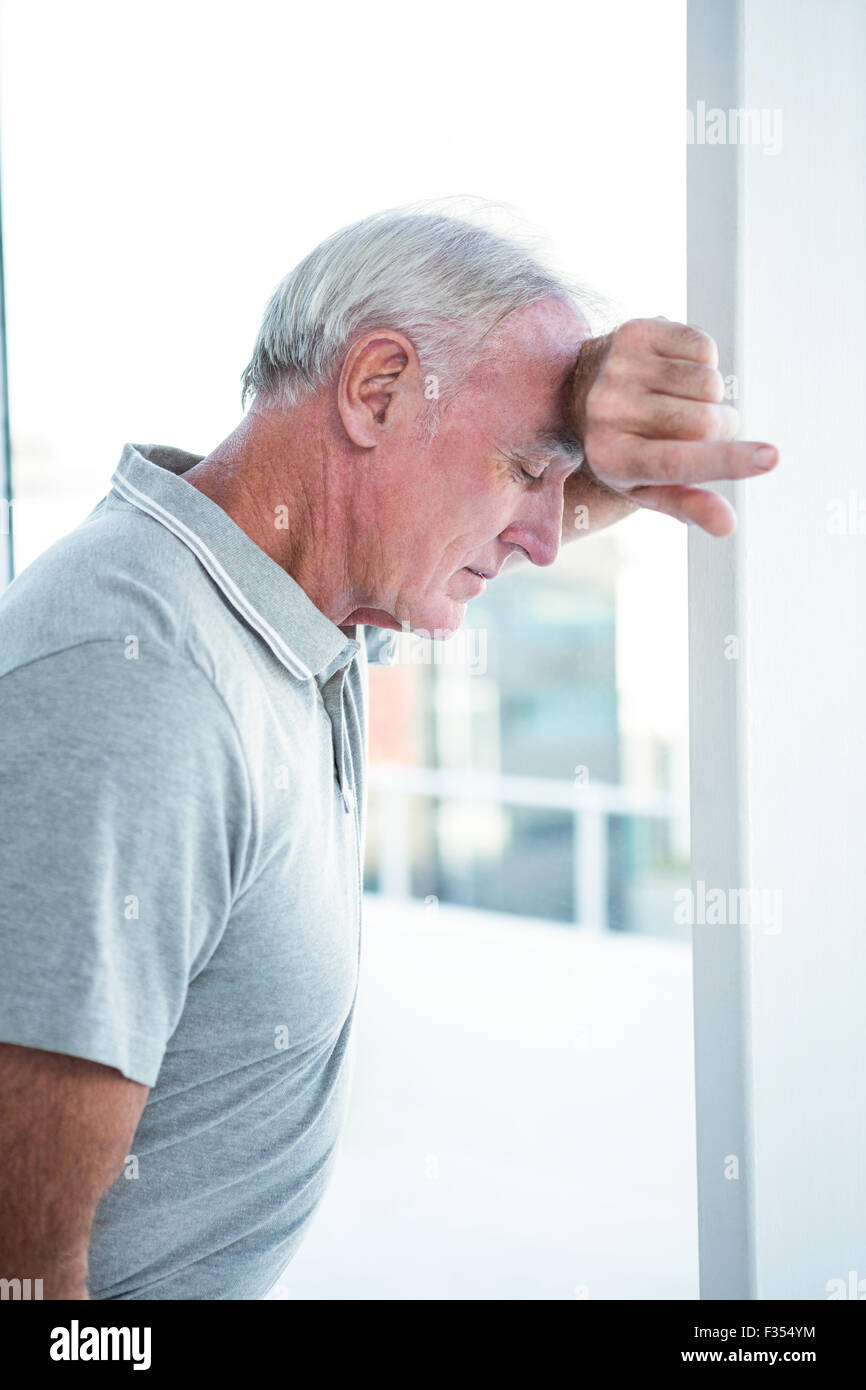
[0,441,392,1300]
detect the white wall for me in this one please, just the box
[689,0,866,1300]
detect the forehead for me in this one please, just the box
[463,296,590,446]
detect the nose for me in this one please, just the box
[499,489,563,568]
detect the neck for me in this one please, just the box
[184,401,382,624]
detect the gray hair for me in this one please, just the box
[239,200,599,435]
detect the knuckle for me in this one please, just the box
[680,323,718,364]
[701,366,726,402]
[694,403,720,440]
[613,318,651,351]
[657,357,708,397]
[670,322,717,366]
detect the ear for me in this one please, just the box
[337,330,420,448]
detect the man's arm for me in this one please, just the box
[0,1043,149,1299]
[562,465,640,541]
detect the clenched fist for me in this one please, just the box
[568,317,778,536]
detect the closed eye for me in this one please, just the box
[498,444,578,487]
[503,453,546,485]
[519,464,545,485]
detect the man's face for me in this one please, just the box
[356,296,590,635]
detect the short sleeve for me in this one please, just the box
[0,641,252,1086]
[362,625,399,667]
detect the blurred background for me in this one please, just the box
[0,0,696,1298]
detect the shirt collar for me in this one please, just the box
[107,442,361,682]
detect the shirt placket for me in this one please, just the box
[319,665,356,815]
[318,664,363,949]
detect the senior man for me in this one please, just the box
[0,208,777,1301]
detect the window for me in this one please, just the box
[1,0,694,1300]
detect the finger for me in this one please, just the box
[636,396,740,442]
[591,390,740,442]
[616,437,778,487]
[629,483,738,536]
[629,355,726,403]
[614,317,719,368]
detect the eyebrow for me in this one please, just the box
[513,429,586,470]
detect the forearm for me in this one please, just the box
[562,465,640,542]
[0,1230,91,1300]
[0,1044,148,1301]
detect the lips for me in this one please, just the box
[461,567,487,594]
[466,566,497,580]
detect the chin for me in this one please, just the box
[409,596,467,637]
[345,592,468,638]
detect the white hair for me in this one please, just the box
[239,200,598,435]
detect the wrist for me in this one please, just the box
[567,330,616,445]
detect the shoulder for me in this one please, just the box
[0,502,210,681]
